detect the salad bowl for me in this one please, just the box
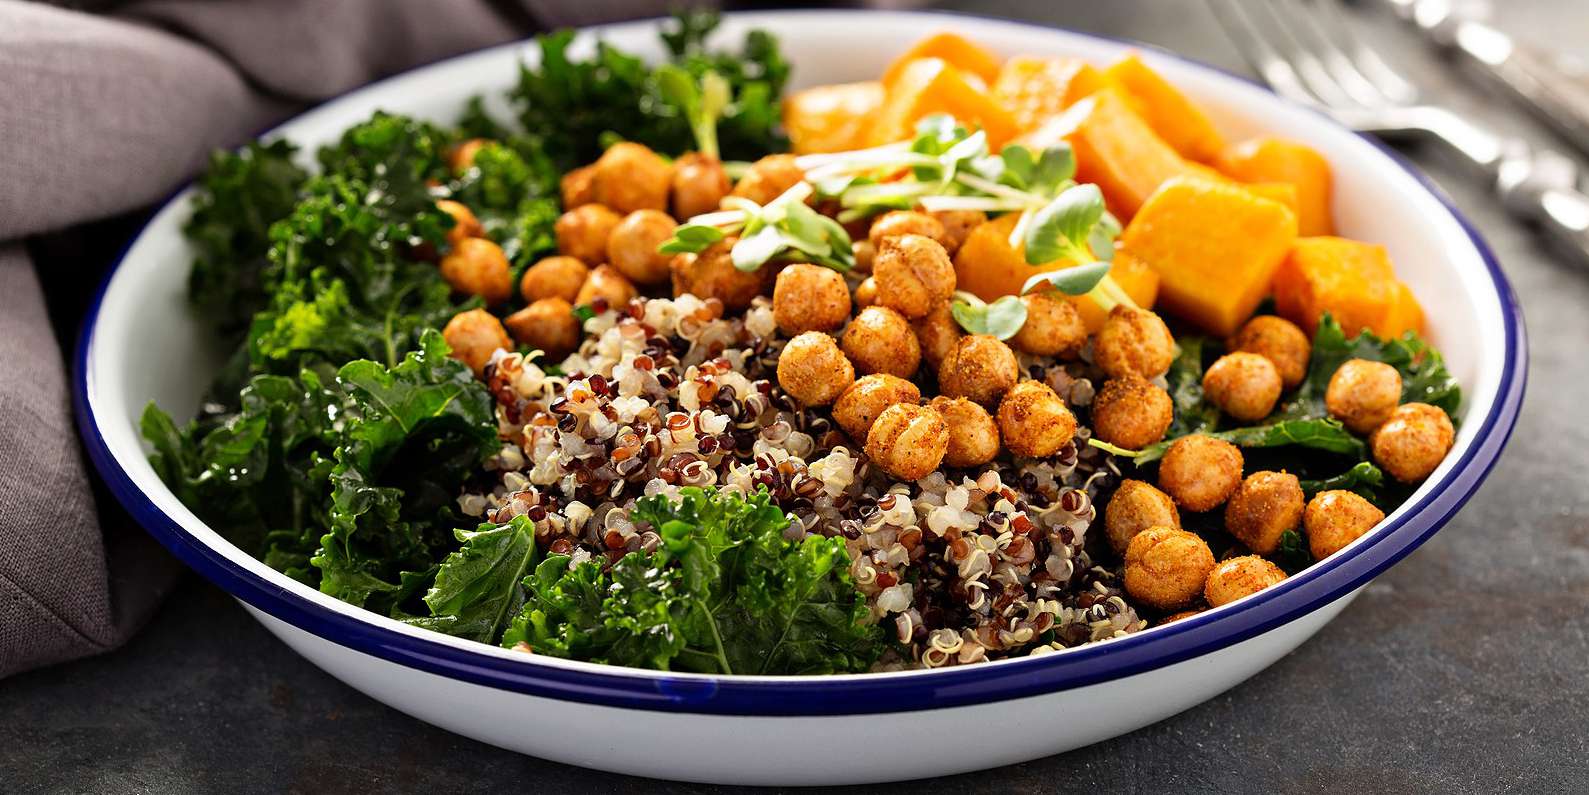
[75,10,1525,785]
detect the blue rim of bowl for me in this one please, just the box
[73,10,1527,717]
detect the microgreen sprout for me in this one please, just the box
[656,181,854,272]
[655,65,731,159]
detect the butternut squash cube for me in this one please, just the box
[1273,236,1423,338]
[870,58,1020,148]
[1104,53,1226,163]
[1383,280,1426,338]
[1242,182,1300,219]
[992,55,1108,132]
[1215,137,1335,236]
[784,81,885,154]
[881,32,1002,88]
[1019,88,1190,220]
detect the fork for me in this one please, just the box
[1208,0,1589,265]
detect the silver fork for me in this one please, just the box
[1209,0,1589,265]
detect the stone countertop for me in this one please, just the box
[4,2,1587,792]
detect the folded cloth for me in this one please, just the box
[0,0,671,678]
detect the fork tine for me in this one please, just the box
[1243,0,1362,109]
[1290,0,1394,107]
[1205,0,1323,107]
[1315,0,1420,104]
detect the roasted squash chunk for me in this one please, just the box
[881,32,1002,88]
[784,81,885,154]
[992,55,1107,132]
[1215,137,1335,236]
[870,58,1019,147]
[1272,236,1423,338]
[1019,88,1189,220]
[1104,53,1226,163]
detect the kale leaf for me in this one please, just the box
[1165,337,1219,438]
[411,516,539,642]
[1299,460,1385,500]
[1133,417,1364,464]
[1280,313,1461,421]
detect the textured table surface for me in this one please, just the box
[5,2,1587,792]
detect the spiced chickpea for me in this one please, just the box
[560,165,596,209]
[833,374,921,441]
[555,204,621,266]
[841,306,921,378]
[852,240,876,273]
[911,302,963,371]
[439,237,512,305]
[1223,470,1304,554]
[773,264,852,335]
[504,297,580,360]
[1157,435,1244,512]
[929,209,986,255]
[865,403,949,481]
[1203,352,1283,423]
[730,154,805,205]
[520,255,590,304]
[590,142,672,213]
[777,331,854,406]
[670,237,767,311]
[1326,359,1402,435]
[442,308,511,376]
[1105,479,1181,555]
[938,335,1018,407]
[1229,315,1310,389]
[873,234,956,319]
[436,199,484,247]
[1203,556,1286,608]
[1011,292,1087,358]
[574,264,638,310]
[671,152,731,219]
[604,210,676,286]
[1091,375,1173,450]
[996,379,1076,458]
[1371,403,1455,483]
[929,396,1000,468]
[868,210,950,251]
[1159,609,1205,624]
[450,138,487,173]
[1304,490,1385,560]
[1123,526,1216,611]
[854,276,878,309]
[1095,305,1176,380]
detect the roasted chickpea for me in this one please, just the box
[439,237,512,305]
[1229,315,1310,389]
[561,164,596,209]
[833,374,921,441]
[1095,305,1175,380]
[996,379,1077,458]
[450,138,487,173]
[442,308,511,376]
[1223,470,1304,554]
[504,297,580,359]
[1305,490,1385,560]
[602,210,677,286]
[436,199,484,247]
[1157,435,1244,512]
[929,396,1000,468]
[555,204,621,266]
[777,331,854,406]
[939,335,1019,407]
[1159,609,1205,624]
[852,240,876,273]
[1203,555,1286,608]
[1104,479,1181,555]
[671,152,731,219]
[520,255,590,304]
[670,237,767,311]
[929,209,987,255]
[1091,375,1173,450]
[873,234,956,319]
[854,276,878,308]
[1371,403,1455,483]
[868,210,949,252]
[730,154,805,205]
[1203,352,1283,423]
[1326,358,1402,435]
[911,302,963,371]
[773,264,852,335]
[574,264,638,310]
[1011,292,1086,358]
[590,142,672,213]
[841,306,921,378]
[1124,526,1216,611]
[865,403,949,481]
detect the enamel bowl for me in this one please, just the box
[76,10,1525,786]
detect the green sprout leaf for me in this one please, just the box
[658,222,728,254]
[1024,183,1105,265]
[1021,260,1112,297]
[731,225,787,271]
[950,294,1027,340]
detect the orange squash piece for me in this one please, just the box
[1215,137,1335,236]
[1121,175,1298,336]
[1104,53,1227,163]
[784,81,885,154]
[1018,87,1190,220]
[1242,182,1300,218]
[1273,236,1417,338]
[869,58,1019,148]
[881,32,1002,89]
[991,55,1108,132]
[1383,281,1426,338]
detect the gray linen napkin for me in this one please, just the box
[0,0,672,678]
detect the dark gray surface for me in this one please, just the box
[5,2,1587,792]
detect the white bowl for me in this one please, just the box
[76,10,1526,786]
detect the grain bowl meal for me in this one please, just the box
[144,14,1460,675]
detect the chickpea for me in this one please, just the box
[671,152,731,220]
[833,374,921,441]
[439,237,512,305]
[1371,403,1455,483]
[773,263,852,335]
[603,210,676,286]
[868,210,950,252]
[939,335,1019,407]
[1326,358,1402,435]
[1095,305,1175,380]
[555,204,622,266]
[574,264,638,310]
[730,154,805,205]
[1159,609,1205,624]
[1223,470,1304,554]
[561,164,596,209]
[865,403,949,481]
[520,255,590,304]
[590,141,672,214]
[1203,352,1283,423]
[854,276,878,308]
[1104,479,1181,555]
[841,306,921,378]
[504,297,580,360]
[929,396,1000,468]
[1123,526,1216,611]
[929,209,987,255]
[1203,555,1286,608]
[852,240,876,273]
[1011,292,1087,358]
[669,237,768,311]
[1304,490,1385,560]
[873,234,956,319]
[450,138,487,173]
[997,379,1077,458]
[1157,435,1244,512]
[436,199,484,247]
[1092,375,1173,450]
[777,331,854,406]
[442,308,511,376]
[911,302,963,371]
[1229,315,1310,389]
